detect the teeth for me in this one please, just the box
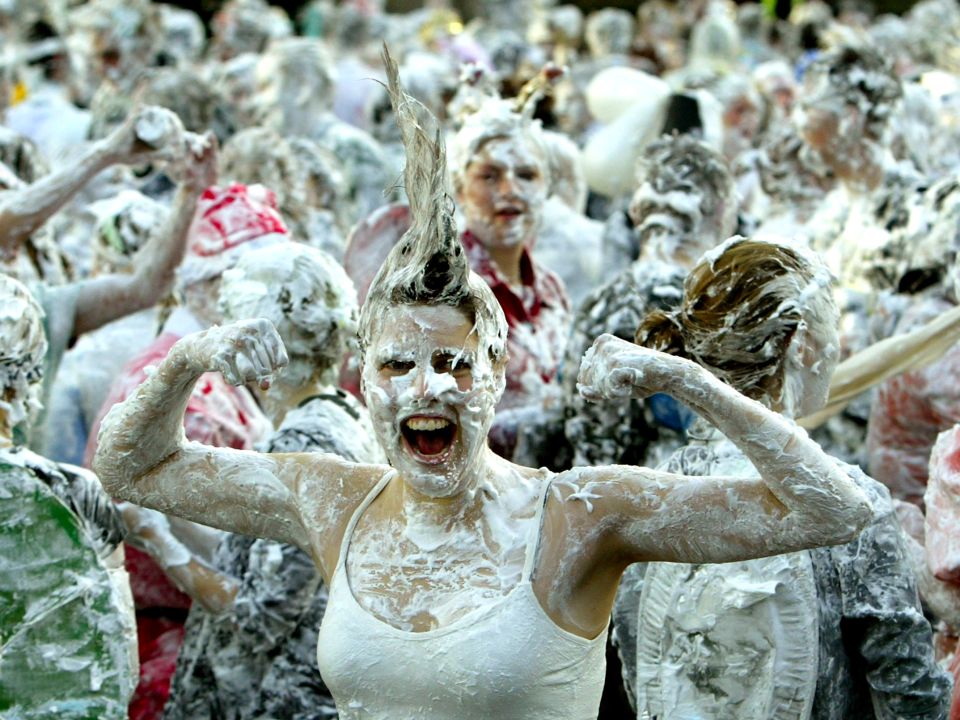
[406,418,451,432]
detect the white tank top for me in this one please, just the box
[316,472,608,720]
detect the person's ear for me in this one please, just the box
[784,320,808,370]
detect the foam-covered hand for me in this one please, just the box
[578,333,691,402]
[184,319,289,390]
[177,131,218,191]
[105,106,187,166]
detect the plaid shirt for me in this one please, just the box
[461,231,571,410]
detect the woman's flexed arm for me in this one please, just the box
[570,334,873,565]
[92,319,318,549]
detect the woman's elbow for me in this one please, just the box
[818,493,875,547]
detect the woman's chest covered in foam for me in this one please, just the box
[345,513,530,633]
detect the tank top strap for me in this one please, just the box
[522,477,554,582]
[336,468,397,574]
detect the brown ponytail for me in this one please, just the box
[635,237,832,405]
[635,309,687,358]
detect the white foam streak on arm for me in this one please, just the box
[574,337,874,565]
[93,330,314,553]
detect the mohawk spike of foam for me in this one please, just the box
[357,45,508,372]
[372,43,470,308]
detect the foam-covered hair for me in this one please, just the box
[804,44,902,139]
[636,235,835,405]
[219,243,358,368]
[448,64,560,190]
[358,46,507,368]
[0,275,47,391]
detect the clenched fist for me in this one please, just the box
[180,319,289,390]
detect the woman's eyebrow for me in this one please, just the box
[434,346,474,358]
[377,350,415,364]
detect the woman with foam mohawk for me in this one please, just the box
[95,48,874,720]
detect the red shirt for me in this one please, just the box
[461,231,571,410]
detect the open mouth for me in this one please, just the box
[495,207,524,220]
[401,416,457,463]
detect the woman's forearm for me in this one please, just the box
[675,363,873,542]
[74,184,200,336]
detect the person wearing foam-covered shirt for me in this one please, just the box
[85,182,283,720]
[448,69,572,426]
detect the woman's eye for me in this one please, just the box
[382,360,415,374]
[435,357,471,375]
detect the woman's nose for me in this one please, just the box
[412,366,437,401]
[498,172,521,197]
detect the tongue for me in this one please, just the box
[413,430,447,456]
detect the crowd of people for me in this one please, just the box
[2,0,960,718]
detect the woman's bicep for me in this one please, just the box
[564,467,809,566]
[122,443,313,552]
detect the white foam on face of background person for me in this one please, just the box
[458,137,549,252]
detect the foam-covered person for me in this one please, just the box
[530,133,604,307]
[93,51,876,720]
[895,446,960,629]
[795,44,904,290]
[583,8,636,66]
[0,274,137,719]
[448,71,572,423]
[866,185,960,504]
[253,37,391,223]
[0,105,185,275]
[84,182,280,720]
[43,190,168,466]
[219,128,349,262]
[165,243,382,720]
[614,237,951,720]
[753,60,798,136]
[755,127,836,239]
[3,23,93,163]
[156,5,206,69]
[2,108,214,453]
[208,0,292,62]
[67,0,163,105]
[896,431,960,720]
[0,128,71,286]
[562,134,737,470]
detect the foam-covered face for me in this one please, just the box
[458,137,548,251]
[361,304,501,499]
[629,173,711,268]
[722,93,761,157]
[794,72,858,167]
[927,427,960,583]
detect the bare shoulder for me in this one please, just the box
[274,451,392,578]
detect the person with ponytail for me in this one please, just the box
[614,236,950,720]
[94,50,876,720]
